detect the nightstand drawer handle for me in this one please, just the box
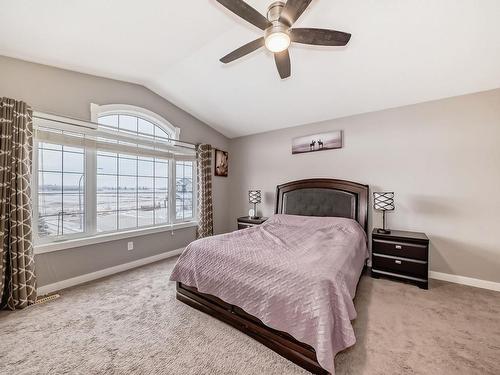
[395,260,402,265]
[395,245,402,250]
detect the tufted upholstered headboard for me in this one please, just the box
[275,179,369,233]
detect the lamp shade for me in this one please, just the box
[248,190,262,204]
[373,192,395,211]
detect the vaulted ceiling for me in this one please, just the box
[1,0,500,138]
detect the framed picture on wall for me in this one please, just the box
[292,130,343,154]
[214,149,228,177]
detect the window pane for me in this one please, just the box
[63,151,84,174]
[138,192,154,207]
[97,174,117,192]
[97,193,117,212]
[184,198,193,218]
[138,119,154,136]
[155,189,168,203]
[138,177,153,192]
[155,206,168,225]
[38,192,62,216]
[138,210,154,227]
[97,154,117,174]
[39,171,62,192]
[97,175,117,211]
[155,177,168,192]
[97,211,117,233]
[138,193,154,227]
[176,163,183,177]
[37,215,60,237]
[176,178,187,192]
[155,127,170,140]
[38,172,62,216]
[62,192,84,215]
[39,148,62,172]
[62,213,85,235]
[98,115,118,128]
[119,210,137,230]
[138,158,154,177]
[118,155,137,175]
[63,173,84,194]
[176,198,183,220]
[118,176,136,192]
[155,161,168,177]
[175,161,194,221]
[62,174,85,232]
[119,193,137,210]
[119,115,137,133]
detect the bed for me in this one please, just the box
[171,178,369,374]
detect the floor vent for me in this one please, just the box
[35,293,61,305]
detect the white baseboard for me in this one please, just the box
[429,271,500,292]
[37,248,184,296]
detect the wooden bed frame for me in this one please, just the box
[176,178,369,374]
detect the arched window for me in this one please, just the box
[90,104,193,233]
[33,105,195,246]
[91,103,179,141]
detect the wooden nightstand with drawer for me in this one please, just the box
[237,216,268,230]
[371,229,430,289]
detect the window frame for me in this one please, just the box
[33,107,197,249]
[90,103,180,140]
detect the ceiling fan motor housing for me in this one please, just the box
[264,23,289,41]
[265,1,290,53]
[267,1,286,23]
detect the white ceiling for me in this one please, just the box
[1,0,500,138]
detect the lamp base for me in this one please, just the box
[377,228,391,234]
[251,216,261,220]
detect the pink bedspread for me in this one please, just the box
[170,214,368,374]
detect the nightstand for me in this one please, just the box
[237,216,268,230]
[371,229,430,289]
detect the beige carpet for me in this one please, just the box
[1,257,499,375]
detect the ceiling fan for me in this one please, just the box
[216,0,351,79]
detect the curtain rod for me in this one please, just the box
[32,111,198,149]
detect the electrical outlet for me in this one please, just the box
[127,241,134,251]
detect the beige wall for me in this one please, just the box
[229,89,500,283]
[2,54,499,286]
[0,55,231,287]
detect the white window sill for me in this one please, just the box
[34,221,198,255]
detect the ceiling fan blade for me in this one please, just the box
[290,28,351,46]
[279,0,312,26]
[274,50,291,79]
[216,0,271,30]
[220,38,265,63]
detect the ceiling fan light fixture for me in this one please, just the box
[264,23,290,53]
[265,31,290,52]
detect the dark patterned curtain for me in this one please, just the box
[196,144,213,239]
[0,98,36,310]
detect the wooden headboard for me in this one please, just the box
[275,178,369,233]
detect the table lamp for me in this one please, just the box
[373,192,395,234]
[248,190,262,219]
